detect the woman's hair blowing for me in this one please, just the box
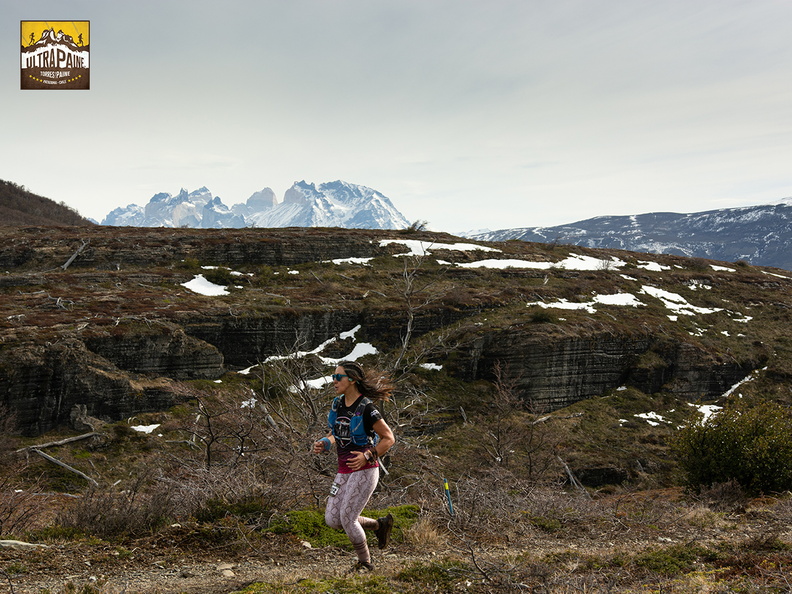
[338,360,393,402]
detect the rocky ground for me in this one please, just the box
[1,532,432,594]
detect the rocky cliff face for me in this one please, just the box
[1,321,225,435]
[83,321,224,379]
[449,328,763,410]
[0,339,182,436]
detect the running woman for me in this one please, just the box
[312,360,395,571]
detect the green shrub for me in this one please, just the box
[396,558,469,590]
[203,267,234,287]
[633,543,718,575]
[195,497,266,523]
[176,257,200,271]
[672,400,792,494]
[529,310,557,324]
[530,515,563,533]
[264,505,419,549]
[265,509,350,548]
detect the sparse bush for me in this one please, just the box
[401,220,429,234]
[396,558,470,590]
[404,516,445,548]
[202,266,234,287]
[0,408,51,537]
[56,472,178,539]
[529,309,556,324]
[633,543,718,575]
[0,473,52,538]
[672,400,792,495]
[696,479,748,512]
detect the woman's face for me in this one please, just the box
[332,366,353,394]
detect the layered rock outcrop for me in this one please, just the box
[0,339,185,436]
[448,327,763,410]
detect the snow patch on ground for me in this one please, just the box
[527,292,644,313]
[641,285,722,316]
[461,253,625,271]
[130,424,161,434]
[181,274,229,296]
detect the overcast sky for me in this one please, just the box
[3,0,792,232]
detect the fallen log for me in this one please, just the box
[28,449,99,487]
[0,540,48,549]
[61,240,89,271]
[16,432,100,453]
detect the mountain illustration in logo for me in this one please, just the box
[23,27,87,52]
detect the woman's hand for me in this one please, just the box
[312,436,332,454]
[345,451,369,471]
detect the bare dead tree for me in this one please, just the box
[16,432,100,453]
[480,362,531,468]
[392,245,449,371]
[471,362,561,482]
[257,347,328,433]
[171,385,268,470]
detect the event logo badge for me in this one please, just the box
[21,21,90,90]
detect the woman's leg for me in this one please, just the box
[324,473,345,530]
[331,468,379,563]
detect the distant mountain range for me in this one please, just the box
[6,174,791,271]
[101,180,410,230]
[466,198,792,271]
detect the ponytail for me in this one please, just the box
[338,360,394,402]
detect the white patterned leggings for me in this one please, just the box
[325,467,380,563]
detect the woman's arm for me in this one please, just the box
[370,419,395,459]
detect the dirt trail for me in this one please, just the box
[0,536,433,593]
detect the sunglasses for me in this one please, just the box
[331,374,349,381]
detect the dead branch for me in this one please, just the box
[164,439,202,450]
[0,567,17,594]
[28,449,99,487]
[16,432,100,453]
[61,240,89,271]
[557,456,591,499]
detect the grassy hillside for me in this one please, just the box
[0,179,93,226]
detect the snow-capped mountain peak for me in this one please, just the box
[101,180,409,230]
